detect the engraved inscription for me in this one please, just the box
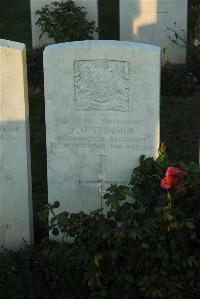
[74,60,129,112]
[0,124,20,141]
[49,118,154,154]
[0,224,12,231]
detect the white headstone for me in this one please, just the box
[0,39,33,248]
[120,0,188,63]
[44,40,160,221]
[31,0,98,48]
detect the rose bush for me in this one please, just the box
[46,150,200,299]
[1,149,199,299]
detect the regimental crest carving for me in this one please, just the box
[74,60,129,112]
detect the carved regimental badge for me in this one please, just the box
[74,60,129,112]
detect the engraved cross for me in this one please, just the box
[79,154,127,212]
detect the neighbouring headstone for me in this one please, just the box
[0,39,33,248]
[44,40,160,223]
[120,0,188,63]
[30,0,98,48]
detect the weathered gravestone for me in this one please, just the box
[0,39,33,248]
[120,0,188,63]
[44,40,160,220]
[30,0,98,48]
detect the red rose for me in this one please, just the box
[161,167,185,190]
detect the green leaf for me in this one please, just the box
[166,214,174,221]
[141,242,150,249]
[187,256,194,267]
[110,250,119,259]
[129,230,137,240]
[111,198,120,210]
[139,154,146,164]
[50,216,57,225]
[103,193,111,199]
[102,231,111,240]
[51,201,60,209]
[185,222,195,230]
[121,273,134,283]
[159,234,166,241]
[52,227,59,236]
[154,207,162,214]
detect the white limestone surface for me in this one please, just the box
[0,39,33,248]
[31,0,98,48]
[44,40,160,229]
[120,0,188,63]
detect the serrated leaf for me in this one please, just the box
[129,231,137,240]
[51,201,60,209]
[52,227,59,236]
[185,222,195,230]
[141,242,150,249]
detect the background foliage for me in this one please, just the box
[35,0,97,43]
